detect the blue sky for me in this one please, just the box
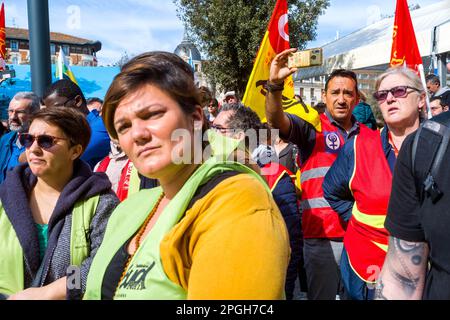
[3,0,445,66]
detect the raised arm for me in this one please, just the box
[265,48,298,138]
[375,236,429,300]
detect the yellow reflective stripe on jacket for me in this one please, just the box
[351,203,386,229]
[372,240,388,252]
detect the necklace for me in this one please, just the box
[114,192,165,296]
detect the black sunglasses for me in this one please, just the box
[19,133,68,150]
[373,86,421,102]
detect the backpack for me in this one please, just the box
[411,112,450,203]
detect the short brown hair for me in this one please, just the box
[31,107,91,156]
[102,51,202,139]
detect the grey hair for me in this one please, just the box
[12,91,41,113]
[218,103,262,132]
[375,67,425,93]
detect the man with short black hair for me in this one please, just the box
[43,79,110,168]
[430,96,449,117]
[265,48,362,300]
[0,92,40,183]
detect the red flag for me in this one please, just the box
[267,0,290,54]
[0,3,5,71]
[390,0,422,71]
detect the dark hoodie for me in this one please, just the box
[0,160,119,298]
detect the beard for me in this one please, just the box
[8,121,27,132]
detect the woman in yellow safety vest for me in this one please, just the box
[84,51,290,300]
[0,107,119,300]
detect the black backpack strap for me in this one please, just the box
[412,114,450,203]
[411,125,423,173]
[186,171,241,211]
[138,174,159,190]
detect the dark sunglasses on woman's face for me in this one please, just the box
[19,133,68,150]
[372,85,421,102]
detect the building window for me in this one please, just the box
[12,56,19,64]
[300,87,304,97]
[62,45,70,55]
[10,40,19,52]
[50,44,56,55]
[310,88,315,98]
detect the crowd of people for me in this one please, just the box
[0,48,449,300]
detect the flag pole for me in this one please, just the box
[27,0,52,97]
[418,64,432,119]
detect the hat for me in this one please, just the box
[224,91,236,99]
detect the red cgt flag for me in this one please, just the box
[390,0,422,72]
[0,3,5,71]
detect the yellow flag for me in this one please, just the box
[242,0,321,132]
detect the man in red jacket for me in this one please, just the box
[265,48,361,300]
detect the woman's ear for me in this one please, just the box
[74,95,83,108]
[192,105,204,123]
[191,105,206,131]
[418,93,426,111]
[70,144,83,161]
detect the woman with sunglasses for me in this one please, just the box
[322,67,426,300]
[83,51,289,300]
[0,107,119,300]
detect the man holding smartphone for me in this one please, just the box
[265,48,361,300]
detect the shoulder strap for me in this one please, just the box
[186,171,240,211]
[31,261,45,288]
[412,115,450,203]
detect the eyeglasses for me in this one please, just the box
[373,86,421,102]
[19,133,68,150]
[44,96,76,108]
[211,124,235,133]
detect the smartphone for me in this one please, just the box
[288,48,323,68]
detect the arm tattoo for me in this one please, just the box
[392,238,421,295]
[380,237,428,299]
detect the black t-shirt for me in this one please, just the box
[386,119,450,299]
